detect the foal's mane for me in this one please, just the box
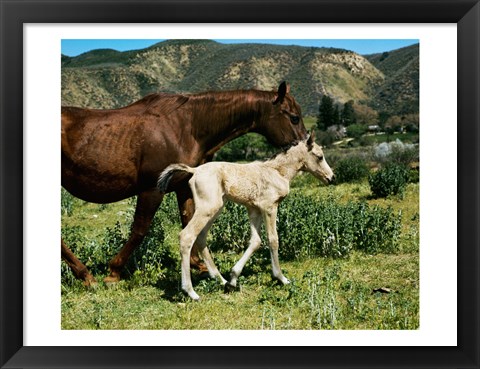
[266,136,310,162]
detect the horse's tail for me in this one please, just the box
[157,163,196,193]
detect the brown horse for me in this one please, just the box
[61,81,308,286]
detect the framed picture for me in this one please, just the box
[1,0,479,368]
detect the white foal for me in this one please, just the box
[158,133,334,300]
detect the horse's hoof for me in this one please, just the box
[224,283,236,294]
[197,270,211,280]
[103,275,120,285]
[83,276,98,288]
[190,261,209,274]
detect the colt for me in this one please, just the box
[158,133,334,300]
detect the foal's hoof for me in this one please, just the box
[224,283,237,294]
[182,290,201,301]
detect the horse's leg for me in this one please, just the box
[263,206,290,285]
[225,207,263,292]
[175,185,208,273]
[179,211,218,300]
[104,189,164,283]
[61,239,97,286]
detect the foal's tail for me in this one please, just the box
[157,163,196,193]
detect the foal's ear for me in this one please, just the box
[307,130,315,148]
[273,81,290,105]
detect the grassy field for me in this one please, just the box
[61,175,419,330]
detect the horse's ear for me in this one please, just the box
[273,81,289,105]
[307,130,315,148]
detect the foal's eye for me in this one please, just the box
[317,155,324,161]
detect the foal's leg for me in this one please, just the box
[225,207,263,292]
[264,206,290,285]
[195,211,228,285]
[179,211,220,300]
[61,239,96,286]
[104,189,164,283]
[175,184,208,273]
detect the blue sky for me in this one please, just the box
[61,39,418,57]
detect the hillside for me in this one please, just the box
[61,40,418,116]
[365,43,419,115]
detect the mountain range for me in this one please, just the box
[61,40,419,117]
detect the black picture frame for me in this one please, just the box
[1,0,478,368]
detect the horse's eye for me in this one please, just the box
[290,115,300,125]
[317,155,324,161]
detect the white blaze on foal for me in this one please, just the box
[158,133,334,300]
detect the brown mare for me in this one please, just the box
[61,81,308,286]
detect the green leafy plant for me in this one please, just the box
[334,157,370,184]
[208,193,402,261]
[369,163,410,198]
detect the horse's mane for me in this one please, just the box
[126,92,190,116]
[186,89,278,135]
[128,89,277,124]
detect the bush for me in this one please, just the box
[315,129,337,148]
[208,201,252,254]
[277,194,401,258]
[215,134,275,162]
[61,194,179,286]
[408,168,420,183]
[369,163,410,198]
[346,124,367,139]
[61,188,79,216]
[334,157,370,184]
[373,139,418,167]
[208,193,402,261]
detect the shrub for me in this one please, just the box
[408,168,420,183]
[315,129,337,148]
[215,134,275,162]
[373,139,418,167]
[208,193,402,261]
[369,163,410,198]
[61,194,180,286]
[61,188,78,216]
[334,157,370,184]
[208,201,251,254]
[277,194,401,258]
[346,124,367,139]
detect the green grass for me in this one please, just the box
[62,250,418,330]
[363,132,419,145]
[61,175,419,330]
[303,116,317,130]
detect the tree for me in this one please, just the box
[341,100,356,126]
[317,95,335,130]
[378,111,391,129]
[385,115,403,134]
[333,105,341,126]
[402,113,419,132]
[353,103,378,125]
[346,124,367,139]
